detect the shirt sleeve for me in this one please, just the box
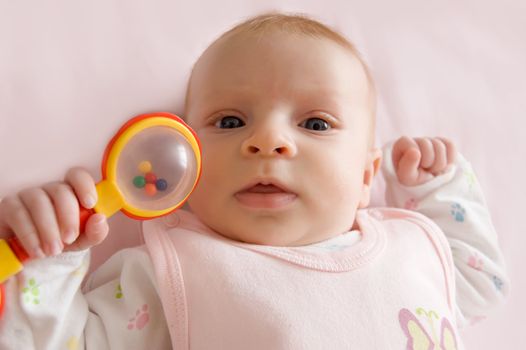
[0,246,171,349]
[381,141,510,328]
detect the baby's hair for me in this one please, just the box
[185,12,377,146]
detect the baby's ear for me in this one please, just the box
[358,148,382,208]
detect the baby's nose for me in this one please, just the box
[241,130,297,158]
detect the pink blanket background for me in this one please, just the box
[1,0,524,347]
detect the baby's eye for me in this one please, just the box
[299,117,330,131]
[215,116,245,129]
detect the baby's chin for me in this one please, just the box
[214,224,344,247]
[188,201,357,247]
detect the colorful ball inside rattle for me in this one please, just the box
[145,172,157,184]
[133,161,168,196]
[144,183,157,196]
[138,161,152,173]
[156,179,168,191]
[133,176,146,188]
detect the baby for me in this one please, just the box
[0,13,508,349]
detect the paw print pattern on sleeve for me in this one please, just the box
[450,203,466,222]
[492,275,504,292]
[467,252,483,271]
[462,168,477,192]
[22,278,41,305]
[115,283,123,299]
[127,304,150,330]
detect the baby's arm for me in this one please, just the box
[0,246,170,349]
[382,136,509,327]
[0,169,170,348]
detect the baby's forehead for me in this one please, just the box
[191,31,370,92]
[185,30,376,126]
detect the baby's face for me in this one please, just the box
[185,32,378,246]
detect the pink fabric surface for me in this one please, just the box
[1,0,524,348]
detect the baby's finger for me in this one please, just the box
[392,136,418,170]
[65,213,108,252]
[429,138,448,175]
[19,188,63,256]
[437,137,457,165]
[397,147,421,185]
[414,138,435,169]
[65,167,98,209]
[43,182,80,245]
[0,196,45,259]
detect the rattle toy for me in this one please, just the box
[0,112,201,317]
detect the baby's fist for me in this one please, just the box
[392,136,456,186]
[0,167,109,259]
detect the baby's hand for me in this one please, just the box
[392,136,456,186]
[0,168,109,258]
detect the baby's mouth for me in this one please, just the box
[244,184,286,193]
[235,182,297,209]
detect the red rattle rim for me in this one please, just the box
[0,283,5,318]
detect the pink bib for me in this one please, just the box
[143,208,462,349]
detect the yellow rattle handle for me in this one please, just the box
[0,239,24,284]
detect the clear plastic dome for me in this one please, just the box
[115,125,198,212]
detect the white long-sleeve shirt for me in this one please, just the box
[0,147,509,349]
